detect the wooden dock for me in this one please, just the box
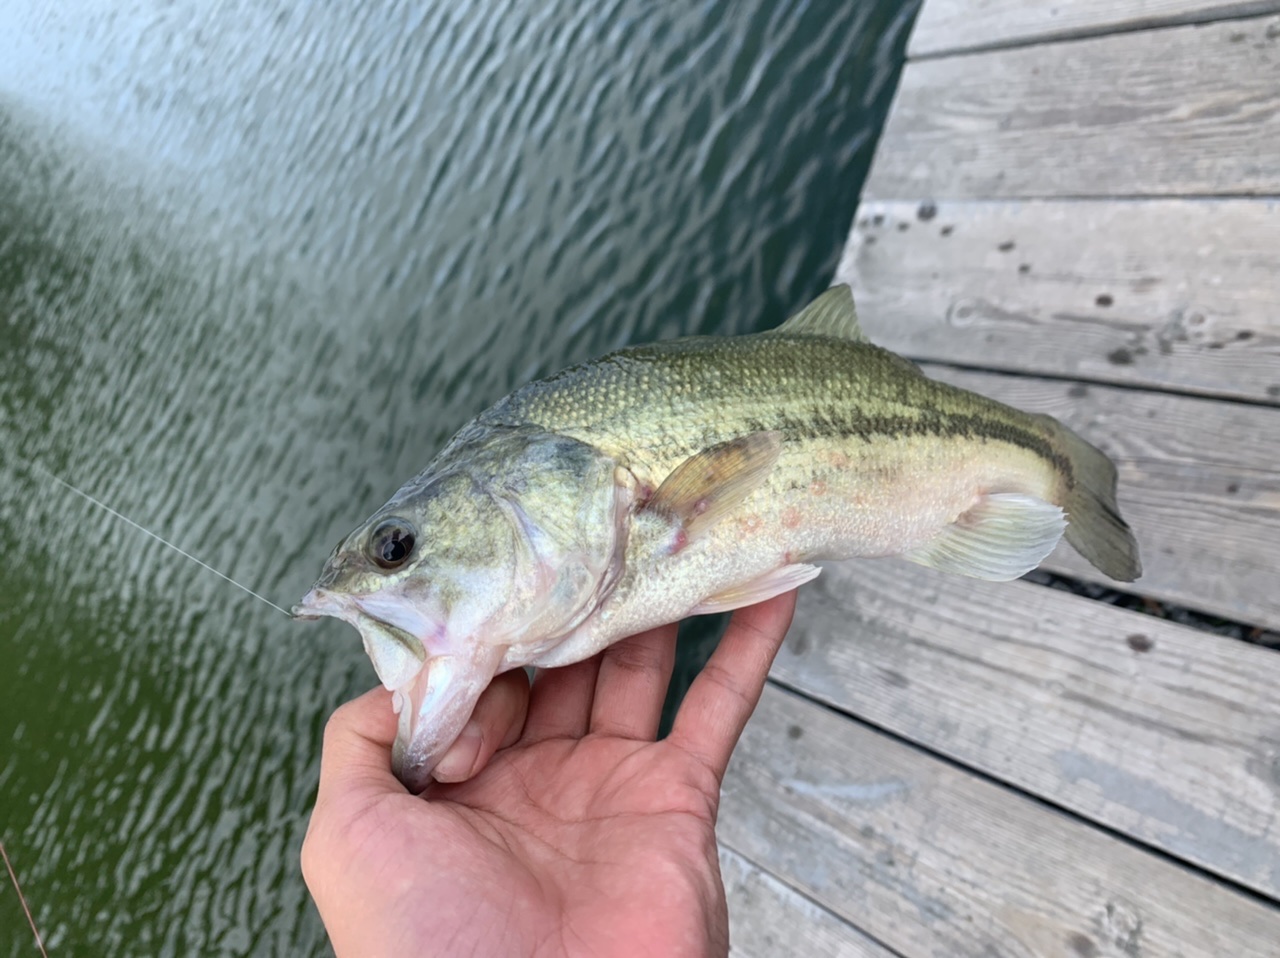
[717,3,1280,955]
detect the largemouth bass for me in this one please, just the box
[294,286,1140,792]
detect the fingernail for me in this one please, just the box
[433,722,483,782]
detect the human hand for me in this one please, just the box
[301,590,798,958]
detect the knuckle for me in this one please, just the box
[299,833,319,884]
[299,820,330,889]
[320,715,343,753]
[698,661,751,707]
[604,638,663,677]
[321,700,359,751]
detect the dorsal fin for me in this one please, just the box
[770,285,867,342]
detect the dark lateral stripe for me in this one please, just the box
[759,409,1072,481]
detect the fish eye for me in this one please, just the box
[368,518,417,569]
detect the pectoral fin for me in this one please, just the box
[691,563,822,615]
[646,432,782,548]
[902,492,1066,582]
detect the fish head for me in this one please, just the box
[294,428,631,791]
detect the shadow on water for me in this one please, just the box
[0,0,919,952]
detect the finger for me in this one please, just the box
[303,687,407,924]
[315,686,403,816]
[432,668,531,782]
[588,620,678,739]
[668,589,798,779]
[522,656,601,743]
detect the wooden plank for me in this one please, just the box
[909,0,1280,57]
[720,846,897,958]
[720,685,1280,958]
[837,198,1280,404]
[867,16,1280,199]
[770,559,1280,900]
[913,364,1280,628]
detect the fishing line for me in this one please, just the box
[1,841,48,958]
[29,461,291,617]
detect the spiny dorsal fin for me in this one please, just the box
[770,285,867,342]
[646,431,782,544]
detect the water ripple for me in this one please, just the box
[0,0,918,953]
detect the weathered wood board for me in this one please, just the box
[912,364,1280,629]
[720,847,896,958]
[720,685,1280,958]
[719,1,1280,950]
[770,559,1280,900]
[838,198,1280,404]
[909,0,1280,56]
[867,15,1280,198]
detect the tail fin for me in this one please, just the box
[1039,415,1142,581]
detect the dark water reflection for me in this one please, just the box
[0,0,917,952]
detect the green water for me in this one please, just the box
[0,1,917,952]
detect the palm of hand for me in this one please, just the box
[304,592,797,958]
[420,739,723,956]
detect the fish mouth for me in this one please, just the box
[292,587,427,691]
[293,586,502,792]
[291,587,347,620]
[389,649,502,792]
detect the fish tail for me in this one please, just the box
[1039,415,1142,582]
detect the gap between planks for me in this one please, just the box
[720,844,903,958]
[866,15,1280,199]
[908,1,1280,59]
[770,558,1280,901]
[720,682,1280,958]
[837,198,1280,405]
[916,364,1280,632]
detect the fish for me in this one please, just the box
[293,285,1141,792]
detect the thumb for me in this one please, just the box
[316,686,405,814]
[302,687,408,935]
[303,687,404,900]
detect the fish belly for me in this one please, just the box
[547,431,1060,660]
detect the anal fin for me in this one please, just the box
[902,493,1065,582]
[691,563,822,616]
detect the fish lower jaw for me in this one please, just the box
[389,645,507,793]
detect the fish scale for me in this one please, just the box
[487,334,1047,464]
[294,286,1141,791]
